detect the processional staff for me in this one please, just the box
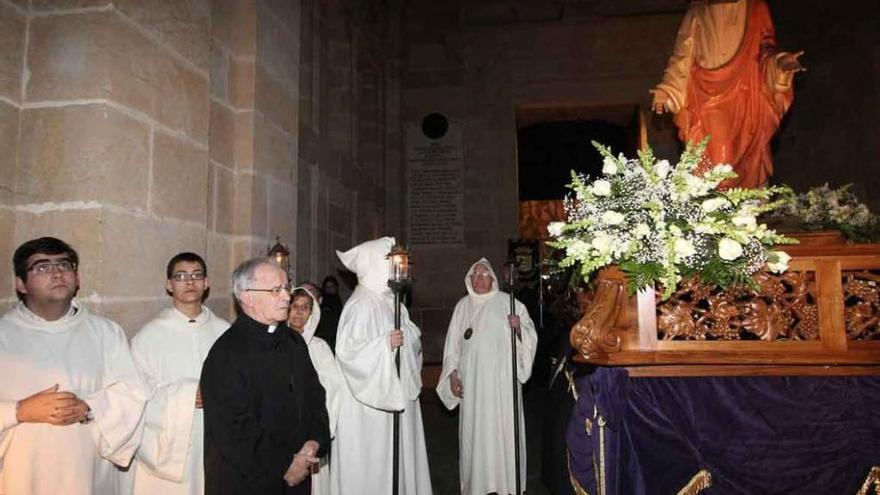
[387,244,411,495]
[504,257,523,495]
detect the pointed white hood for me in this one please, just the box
[336,236,395,295]
[464,257,499,305]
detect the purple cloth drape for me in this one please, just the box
[566,367,880,494]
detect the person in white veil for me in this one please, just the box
[437,258,538,495]
[287,287,342,495]
[331,237,432,495]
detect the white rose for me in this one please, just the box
[568,239,591,258]
[591,233,612,254]
[634,223,651,238]
[701,197,730,213]
[732,215,757,229]
[654,160,671,179]
[602,157,618,175]
[674,238,696,261]
[694,223,717,234]
[592,179,612,196]
[718,238,743,261]
[601,211,625,225]
[547,222,566,237]
[766,251,791,274]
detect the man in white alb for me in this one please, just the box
[129,252,231,495]
[0,236,148,495]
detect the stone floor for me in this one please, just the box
[420,384,553,495]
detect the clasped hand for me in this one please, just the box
[16,384,90,425]
[284,440,320,487]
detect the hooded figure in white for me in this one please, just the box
[287,287,343,495]
[436,258,538,495]
[330,237,432,495]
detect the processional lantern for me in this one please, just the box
[387,243,412,291]
[267,236,291,276]
[385,242,411,495]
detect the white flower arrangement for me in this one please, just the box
[773,183,880,243]
[547,139,796,299]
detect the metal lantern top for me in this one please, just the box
[267,236,290,274]
[386,243,410,284]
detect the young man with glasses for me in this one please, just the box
[0,236,148,494]
[128,252,231,495]
[200,258,329,495]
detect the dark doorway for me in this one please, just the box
[516,104,643,201]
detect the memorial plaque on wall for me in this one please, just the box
[406,113,464,246]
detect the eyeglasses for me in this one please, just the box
[170,271,206,282]
[471,272,493,278]
[27,260,78,275]
[245,283,295,295]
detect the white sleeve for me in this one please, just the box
[84,323,148,467]
[309,338,343,437]
[436,301,466,410]
[398,306,424,401]
[336,300,406,412]
[0,400,18,434]
[514,300,539,384]
[130,331,200,481]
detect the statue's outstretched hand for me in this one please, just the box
[779,50,806,73]
[649,88,670,114]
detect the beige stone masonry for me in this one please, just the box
[229,56,255,110]
[210,162,235,235]
[209,99,235,167]
[0,101,18,205]
[0,2,25,103]
[151,130,209,224]
[17,103,150,208]
[27,10,209,142]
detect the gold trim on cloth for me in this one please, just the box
[856,466,880,495]
[566,449,591,495]
[676,469,713,495]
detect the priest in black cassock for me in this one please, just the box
[201,258,330,495]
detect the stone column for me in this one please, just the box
[10,1,211,336]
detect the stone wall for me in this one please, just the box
[0,0,405,337]
[2,1,213,335]
[295,0,404,292]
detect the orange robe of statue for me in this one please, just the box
[652,0,795,189]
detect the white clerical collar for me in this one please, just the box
[172,305,206,324]
[267,324,277,334]
[18,300,78,323]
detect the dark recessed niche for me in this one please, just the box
[421,113,449,140]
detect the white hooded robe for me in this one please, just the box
[436,258,538,495]
[128,306,230,495]
[291,287,343,495]
[330,237,433,495]
[0,302,148,495]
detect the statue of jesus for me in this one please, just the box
[650,0,805,189]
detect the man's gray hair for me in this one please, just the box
[232,257,276,302]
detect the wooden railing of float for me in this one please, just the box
[570,239,880,376]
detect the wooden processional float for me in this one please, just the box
[570,232,880,376]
